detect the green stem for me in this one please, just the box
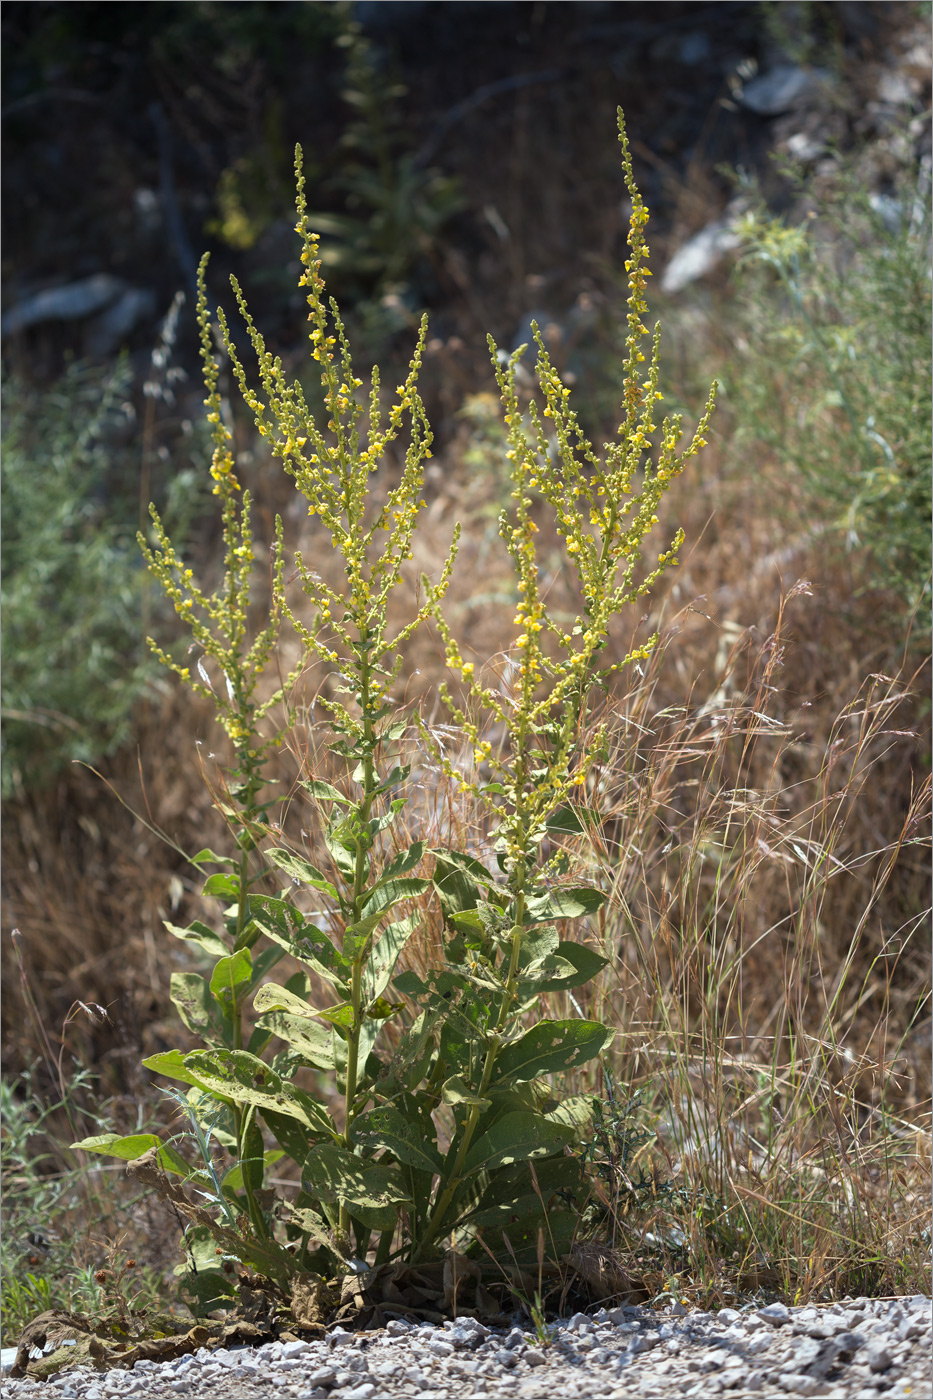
[339,623,378,1236]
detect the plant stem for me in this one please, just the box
[340,625,378,1236]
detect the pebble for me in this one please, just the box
[0,1297,929,1399]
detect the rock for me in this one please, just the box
[738,64,831,116]
[758,1302,792,1326]
[865,1339,893,1372]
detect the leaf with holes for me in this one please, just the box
[492,1019,614,1084]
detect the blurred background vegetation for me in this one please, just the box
[2,0,930,1332]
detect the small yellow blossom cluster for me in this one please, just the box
[138,262,307,780]
[180,146,456,766]
[427,107,718,880]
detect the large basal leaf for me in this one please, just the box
[184,1049,334,1136]
[524,886,607,922]
[253,1010,336,1070]
[351,1105,443,1174]
[266,848,340,900]
[461,1111,576,1176]
[301,1143,410,1208]
[464,1151,585,1223]
[349,1201,399,1232]
[492,1019,614,1084]
[209,948,252,1014]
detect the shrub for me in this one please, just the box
[728,150,932,621]
[1,348,208,797]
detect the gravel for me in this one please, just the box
[2,1297,930,1399]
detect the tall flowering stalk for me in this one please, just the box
[414,111,716,1256]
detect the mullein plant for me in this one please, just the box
[75,111,715,1302]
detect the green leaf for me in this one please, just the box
[534,941,609,992]
[209,948,252,1013]
[246,944,286,991]
[365,996,404,1020]
[170,972,231,1046]
[253,1011,336,1070]
[342,909,386,964]
[71,1132,191,1177]
[432,848,494,920]
[378,1010,438,1095]
[463,1153,585,1226]
[381,717,409,742]
[141,1049,222,1095]
[252,982,315,1016]
[393,969,427,999]
[375,764,411,794]
[250,898,348,987]
[374,841,426,886]
[517,926,560,970]
[441,1075,491,1108]
[525,886,607,922]
[184,1049,334,1136]
[461,1111,576,1176]
[191,848,238,868]
[302,1144,410,1208]
[300,779,352,805]
[323,818,363,878]
[163,920,230,959]
[545,1094,599,1132]
[317,1001,354,1028]
[240,1115,265,1194]
[366,914,419,1003]
[493,1019,614,1084]
[369,797,407,834]
[362,877,429,918]
[351,1106,443,1174]
[267,848,340,899]
[349,1202,398,1232]
[201,873,240,899]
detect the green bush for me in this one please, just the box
[728,151,932,618]
[1,360,206,796]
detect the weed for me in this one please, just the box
[74,111,716,1308]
